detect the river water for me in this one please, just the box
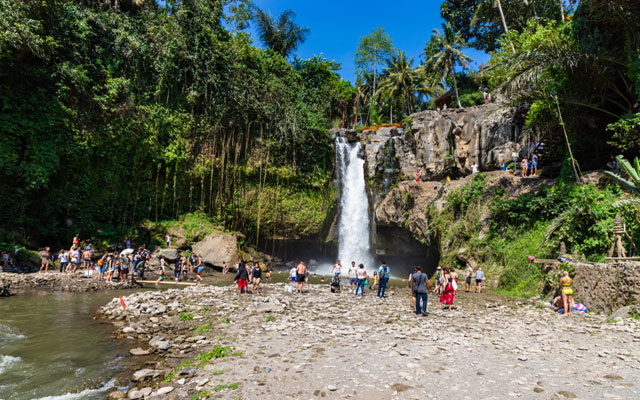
[0,290,136,400]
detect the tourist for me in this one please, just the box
[370,271,378,291]
[475,267,485,293]
[194,255,204,285]
[289,265,297,282]
[165,234,171,249]
[72,234,80,249]
[559,271,574,316]
[82,247,92,274]
[416,168,422,182]
[465,264,473,292]
[222,261,229,275]
[251,263,262,293]
[412,266,429,316]
[234,262,249,294]
[434,266,442,294]
[377,261,390,298]
[348,261,357,293]
[39,247,51,273]
[296,261,307,293]
[58,250,69,274]
[471,163,479,174]
[450,268,458,294]
[0,251,8,267]
[521,158,528,177]
[174,257,181,282]
[121,255,131,281]
[70,247,80,275]
[156,256,166,286]
[105,254,114,282]
[440,267,455,310]
[531,153,539,175]
[98,254,107,281]
[331,260,343,277]
[408,267,417,309]
[606,155,618,170]
[355,263,367,297]
[265,270,272,280]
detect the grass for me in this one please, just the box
[213,383,239,392]
[194,346,232,366]
[629,307,640,320]
[265,315,275,322]
[179,312,194,321]
[189,391,212,400]
[212,369,225,376]
[193,322,212,333]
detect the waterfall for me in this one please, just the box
[334,136,373,269]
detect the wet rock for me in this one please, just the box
[132,368,159,381]
[157,386,174,395]
[129,348,150,356]
[109,391,127,399]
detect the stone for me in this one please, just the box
[556,390,577,398]
[191,232,238,267]
[157,386,174,395]
[123,327,136,334]
[132,368,158,381]
[138,388,152,397]
[129,348,150,356]
[154,249,178,263]
[607,305,640,323]
[109,391,127,399]
[326,384,337,391]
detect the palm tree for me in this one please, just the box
[425,23,472,109]
[472,0,516,52]
[253,8,310,58]
[377,51,421,116]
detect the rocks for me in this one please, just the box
[109,391,127,399]
[129,348,150,356]
[191,232,238,267]
[149,336,172,350]
[326,384,337,391]
[132,369,159,382]
[0,271,134,293]
[157,386,174,395]
[154,249,178,263]
[607,304,640,322]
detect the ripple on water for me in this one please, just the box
[0,323,26,344]
[0,355,22,375]
[29,378,118,400]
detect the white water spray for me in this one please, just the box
[334,136,373,269]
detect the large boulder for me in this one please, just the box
[153,248,178,263]
[191,232,238,267]
[166,225,188,249]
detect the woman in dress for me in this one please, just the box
[440,267,456,310]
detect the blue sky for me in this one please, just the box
[248,0,490,83]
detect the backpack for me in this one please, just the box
[381,266,390,280]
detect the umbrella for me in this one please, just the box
[120,248,134,257]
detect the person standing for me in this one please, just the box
[531,153,538,176]
[475,267,485,293]
[355,263,367,297]
[174,257,182,282]
[289,265,297,282]
[440,267,455,310]
[194,255,204,284]
[165,234,171,249]
[559,271,574,315]
[296,261,307,293]
[348,261,357,293]
[39,247,51,273]
[156,256,166,286]
[521,158,528,177]
[58,250,69,274]
[222,261,229,275]
[465,264,473,292]
[82,248,92,274]
[370,271,378,291]
[408,267,417,309]
[252,263,262,293]
[377,261,390,298]
[412,266,429,316]
[331,260,342,277]
[234,262,249,294]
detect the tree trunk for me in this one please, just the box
[559,0,565,21]
[390,103,393,124]
[354,92,359,128]
[496,0,516,53]
[451,55,462,108]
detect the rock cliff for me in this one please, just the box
[342,103,527,184]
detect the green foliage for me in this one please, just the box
[265,315,275,322]
[0,0,347,246]
[195,346,232,365]
[193,323,212,333]
[189,391,212,400]
[179,313,194,321]
[604,155,640,195]
[253,8,309,58]
[608,113,640,151]
[213,383,239,392]
[446,173,487,216]
[354,26,395,83]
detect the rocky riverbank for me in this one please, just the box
[100,283,640,399]
[0,271,136,292]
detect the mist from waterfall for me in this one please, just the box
[334,136,373,270]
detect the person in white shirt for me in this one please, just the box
[465,265,473,292]
[58,250,69,273]
[348,261,357,293]
[331,260,342,276]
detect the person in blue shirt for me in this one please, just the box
[531,153,539,176]
[377,262,390,298]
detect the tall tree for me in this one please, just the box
[378,51,420,116]
[253,8,309,58]
[426,23,472,109]
[354,27,395,105]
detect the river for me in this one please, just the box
[0,290,138,400]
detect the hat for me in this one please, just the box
[437,266,442,270]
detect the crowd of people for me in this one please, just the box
[233,260,271,294]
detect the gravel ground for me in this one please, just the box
[102,283,640,399]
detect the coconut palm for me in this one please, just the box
[425,23,472,109]
[253,8,310,58]
[377,51,421,116]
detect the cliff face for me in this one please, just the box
[356,103,527,183]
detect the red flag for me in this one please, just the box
[119,296,126,310]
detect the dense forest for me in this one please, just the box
[1,0,639,250]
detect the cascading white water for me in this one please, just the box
[334,136,373,269]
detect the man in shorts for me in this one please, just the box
[82,248,92,274]
[58,250,69,273]
[348,261,357,293]
[296,261,308,293]
[331,260,342,277]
